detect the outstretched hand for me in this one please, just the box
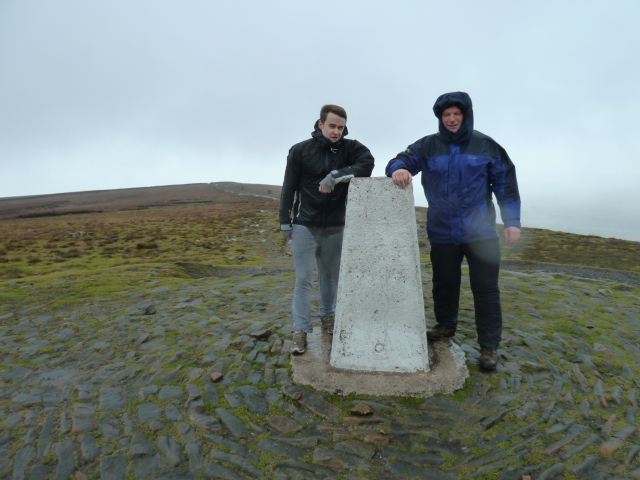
[392,169,412,189]
[319,172,336,193]
[504,226,521,244]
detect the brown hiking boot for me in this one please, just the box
[290,331,307,355]
[479,346,498,370]
[321,315,335,335]
[427,324,456,341]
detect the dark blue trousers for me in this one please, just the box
[429,238,502,348]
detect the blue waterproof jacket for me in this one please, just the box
[386,92,521,245]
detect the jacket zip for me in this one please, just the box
[320,150,331,228]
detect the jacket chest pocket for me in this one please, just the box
[303,151,342,177]
[329,151,347,171]
[425,156,451,198]
[461,155,494,203]
[461,156,493,182]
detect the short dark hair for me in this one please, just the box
[320,104,347,122]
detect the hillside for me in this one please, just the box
[0,182,282,219]
[1,182,640,479]
[0,182,638,285]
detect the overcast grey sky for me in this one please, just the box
[1,1,639,240]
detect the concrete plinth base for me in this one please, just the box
[292,331,469,397]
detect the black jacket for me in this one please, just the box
[280,122,374,229]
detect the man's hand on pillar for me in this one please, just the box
[392,169,413,189]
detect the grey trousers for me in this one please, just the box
[291,224,344,333]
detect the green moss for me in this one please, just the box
[522,448,553,467]
[448,377,477,401]
[395,396,426,407]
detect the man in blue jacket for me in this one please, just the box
[281,105,374,355]
[386,92,521,370]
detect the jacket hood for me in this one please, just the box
[311,120,349,148]
[433,92,474,144]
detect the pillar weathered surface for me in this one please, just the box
[330,177,429,372]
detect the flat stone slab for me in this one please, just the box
[292,331,469,397]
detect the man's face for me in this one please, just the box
[318,112,346,142]
[442,106,464,134]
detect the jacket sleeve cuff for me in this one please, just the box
[331,169,355,184]
[385,160,410,177]
[504,221,521,229]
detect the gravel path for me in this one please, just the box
[503,260,640,286]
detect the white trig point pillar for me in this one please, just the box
[330,177,429,372]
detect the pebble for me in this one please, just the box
[266,415,303,434]
[208,449,265,477]
[99,454,128,480]
[215,408,249,438]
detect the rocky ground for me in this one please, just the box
[1,257,640,480]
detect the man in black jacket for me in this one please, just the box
[280,105,374,354]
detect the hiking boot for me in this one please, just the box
[427,324,456,341]
[479,346,498,370]
[290,331,307,355]
[321,315,335,335]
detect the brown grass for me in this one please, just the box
[1,183,637,283]
[0,183,282,281]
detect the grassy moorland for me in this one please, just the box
[414,208,640,275]
[0,183,284,310]
[0,182,638,311]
